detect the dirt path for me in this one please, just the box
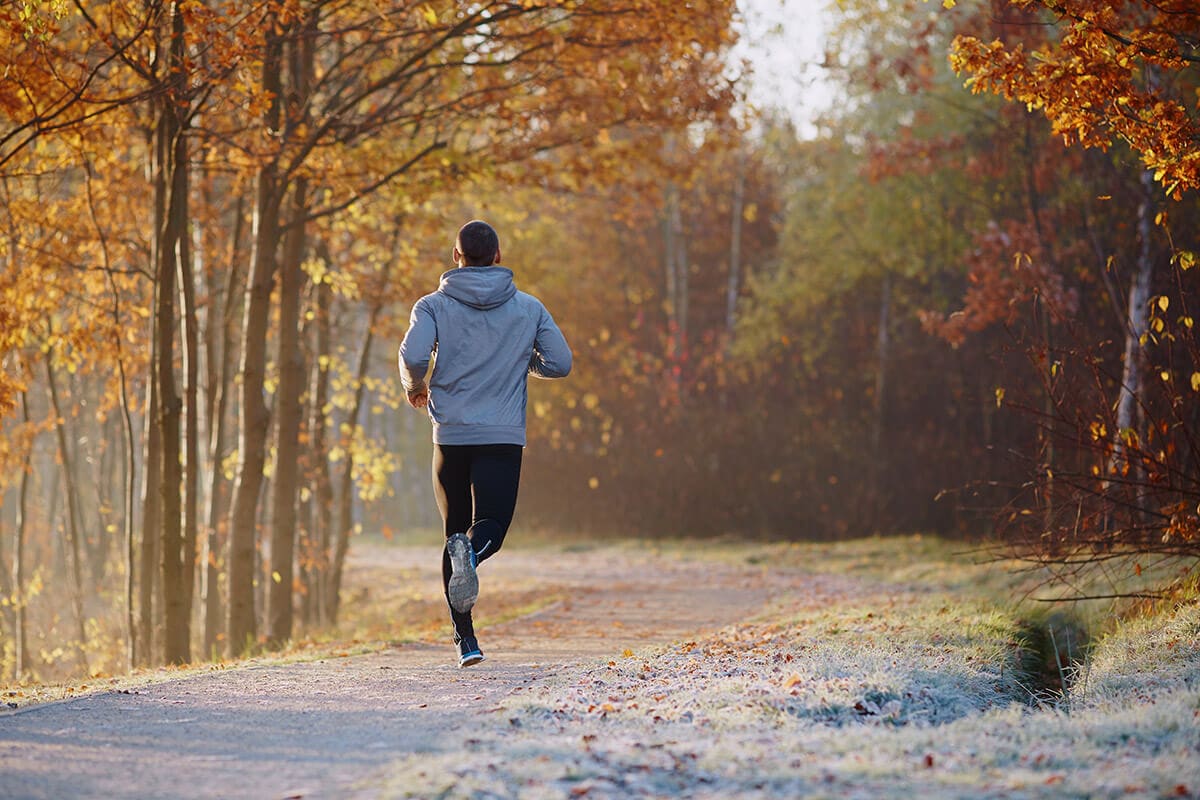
[0,542,816,800]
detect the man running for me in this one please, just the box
[399,219,572,667]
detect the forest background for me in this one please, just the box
[1,0,1198,684]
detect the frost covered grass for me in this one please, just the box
[1076,600,1200,705]
[372,537,1200,799]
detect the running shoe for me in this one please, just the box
[446,532,479,614]
[458,636,485,668]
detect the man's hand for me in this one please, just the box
[406,383,429,409]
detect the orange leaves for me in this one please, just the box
[920,220,1078,347]
[949,1,1200,196]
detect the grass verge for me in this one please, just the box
[371,535,1200,799]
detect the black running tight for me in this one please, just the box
[432,443,523,640]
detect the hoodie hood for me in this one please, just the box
[438,266,517,310]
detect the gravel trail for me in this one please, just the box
[0,543,818,799]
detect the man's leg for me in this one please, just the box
[465,444,523,564]
[432,445,477,649]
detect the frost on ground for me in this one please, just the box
[1078,601,1200,703]
[371,575,1200,799]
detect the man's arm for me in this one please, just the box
[399,298,436,407]
[528,303,572,379]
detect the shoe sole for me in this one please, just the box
[459,651,485,668]
[446,533,478,614]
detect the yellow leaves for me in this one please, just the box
[1157,295,1169,312]
[1119,427,1139,448]
[419,4,438,26]
[942,0,956,7]
[587,476,599,490]
[1191,373,1200,393]
[271,570,282,583]
[994,387,1005,407]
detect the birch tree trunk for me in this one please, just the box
[1110,169,1157,510]
[663,185,689,398]
[179,180,199,644]
[725,153,745,343]
[1114,171,1156,439]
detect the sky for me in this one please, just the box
[731,0,837,135]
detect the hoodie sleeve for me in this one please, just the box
[528,302,572,379]
[399,297,436,390]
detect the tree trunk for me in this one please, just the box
[109,302,138,672]
[725,153,745,343]
[664,188,678,362]
[45,358,90,674]
[267,178,308,647]
[871,271,892,522]
[267,15,315,646]
[154,0,190,667]
[1111,169,1156,477]
[138,346,161,666]
[326,309,376,623]
[179,169,200,649]
[663,185,689,397]
[11,390,31,680]
[670,192,689,368]
[0,505,12,643]
[203,193,246,658]
[228,14,286,655]
[308,263,334,626]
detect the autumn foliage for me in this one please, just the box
[0,0,739,680]
[1,0,1198,685]
[951,0,1200,197]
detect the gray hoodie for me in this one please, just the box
[398,266,572,446]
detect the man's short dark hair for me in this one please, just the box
[456,220,500,266]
